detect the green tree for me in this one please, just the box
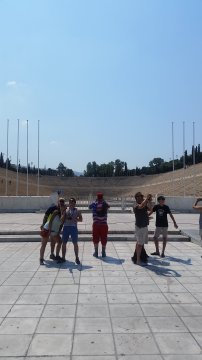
[0,152,4,167]
[124,162,128,176]
[64,168,74,177]
[57,162,67,176]
[114,159,125,176]
[92,161,98,177]
[106,161,114,176]
[149,157,164,168]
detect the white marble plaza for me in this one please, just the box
[0,211,201,359]
[0,236,202,359]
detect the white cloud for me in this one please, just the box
[6,80,17,87]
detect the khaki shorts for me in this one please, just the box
[135,226,148,245]
[154,227,168,240]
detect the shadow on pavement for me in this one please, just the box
[146,262,181,278]
[43,260,93,272]
[100,256,125,265]
[166,256,192,265]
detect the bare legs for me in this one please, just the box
[152,237,167,257]
[40,235,62,264]
[135,243,142,265]
[61,242,79,263]
[74,242,79,259]
[153,238,160,255]
[62,242,66,260]
[50,235,62,257]
[40,236,49,262]
[161,238,167,257]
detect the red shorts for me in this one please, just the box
[92,223,108,246]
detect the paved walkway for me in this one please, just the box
[0,212,202,358]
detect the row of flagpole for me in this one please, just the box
[171,121,196,197]
[3,119,197,197]
[5,119,40,196]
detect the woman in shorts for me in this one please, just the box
[39,202,66,265]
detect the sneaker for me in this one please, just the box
[57,258,66,263]
[151,251,160,256]
[75,258,81,265]
[93,251,98,258]
[102,249,106,258]
[161,253,165,258]
[50,254,56,260]
[55,255,62,261]
[40,258,44,265]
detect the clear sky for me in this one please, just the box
[0,0,202,173]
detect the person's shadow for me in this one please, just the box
[147,265,181,277]
[146,258,181,277]
[147,257,170,267]
[43,260,93,272]
[166,256,192,265]
[100,256,125,265]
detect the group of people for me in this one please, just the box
[39,191,202,266]
[39,192,109,265]
[132,192,178,265]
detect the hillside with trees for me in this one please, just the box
[0,145,202,179]
[84,145,202,177]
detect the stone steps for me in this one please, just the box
[0,234,190,243]
[0,230,181,235]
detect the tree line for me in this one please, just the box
[0,154,74,177]
[0,144,202,178]
[84,144,202,177]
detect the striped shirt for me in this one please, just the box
[89,200,110,224]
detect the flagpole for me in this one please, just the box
[26,120,29,196]
[37,120,40,195]
[5,119,9,196]
[16,119,19,196]
[193,121,196,196]
[172,122,175,196]
[183,121,185,197]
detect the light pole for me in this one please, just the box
[183,121,185,197]
[16,119,20,196]
[172,122,175,196]
[26,120,29,196]
[5,119,9,196]
[37,120,40,196]
[193,122,196,196]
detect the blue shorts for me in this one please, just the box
[62,226,78,244]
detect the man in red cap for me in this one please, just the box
[89,193,110,257]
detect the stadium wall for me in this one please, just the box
[0,194,197,212]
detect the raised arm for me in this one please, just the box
[148,208,154,217]
[77,210,83,222]
[137,194,152,209]
[193,198,202,210]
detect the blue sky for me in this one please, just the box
[0,0,202,172]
